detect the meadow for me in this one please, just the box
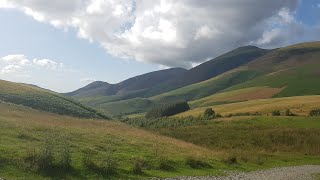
[1,99,320,179]
[177,95,320,117]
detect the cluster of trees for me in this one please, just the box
[145,102,190,118]
[309,109,320,116]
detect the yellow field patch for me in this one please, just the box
[190,87,283,107]
[178,95,320,117]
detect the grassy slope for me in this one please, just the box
[158,116,320,161]
[1,102,320,179]
[96,98,158,117]
[189,86,283,108]
[151,42,320,111]
[0,102,220,179]
[146,46,270,97]
[177,95,320,117]
[0,80,107,119]
[151,69,260,103]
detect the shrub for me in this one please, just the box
[255,156,265,165]
[132,157,146,175]
[309,109,320,116]
[145,102,190,118]
[185,157,211,169]
[204,108,215,117]
[101,154,119,175]
[272,110,281,116]
[224,154,238,165]
[158,158,175,171]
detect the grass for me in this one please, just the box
[151,70,261,103]
[0,80,107,119]
[0,102,224,179]
[157,116,320,164]
[177,95,320,117]
[96,98,157,117]
[190,86,282,108]
[1,101,320,179]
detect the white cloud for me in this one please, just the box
[0,0,306,68]
[32,58,63,70]
[1,54,30,65]
[0,54,65,75]
[0,65,22,74]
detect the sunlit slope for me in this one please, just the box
[177,95,320,117]
[153,41,320,105]
[151,69,260,103]
[0,102,217,179]
[0,80,107,118]
[190,86,283,108]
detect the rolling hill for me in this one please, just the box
[66,67,187,98]
[146,46,270,96]
[152,41,320,105]
[0,79,107,119]
[67,46,270,116]
[65,41,320,117]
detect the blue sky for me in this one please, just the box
[0,0,319,92]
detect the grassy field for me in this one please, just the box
[0,80,107,119]
[157,116,320,165]
[177,95,320,117]
[1,102,320,179]
[0,102,226,179]
[189,86,282,108]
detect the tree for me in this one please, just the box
[272,110,281,116]
[145,102,190,118]
[204,108,215,117]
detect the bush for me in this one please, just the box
[224,154,238,165]
[158,158,175,171]
[185,157,211,169]
[145,102,190,118]
[132,157,146,175]
[272,110,281,116]
[101,154,119,175]
[309,109,320,116]
[204,108,215,117]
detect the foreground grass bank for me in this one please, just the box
[1,102,320,179]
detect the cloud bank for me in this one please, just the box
[0,54,64,75]
[1,0,318,68]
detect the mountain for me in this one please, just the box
[155,41,320,107]
[66,68,187,98]
[0,79,108,119]
[146,46,270,96]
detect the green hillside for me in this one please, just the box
[146,46,270,96]
[224,42,320,97]
[95,98,158,117]
[151,70,261,103]
[152,41,320,108]
[66,68,187,98]
[0,80,107,119]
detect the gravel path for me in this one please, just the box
[156,165,320,180]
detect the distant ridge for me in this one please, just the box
[65,67,187,97]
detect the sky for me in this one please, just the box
[0,0,319,92]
